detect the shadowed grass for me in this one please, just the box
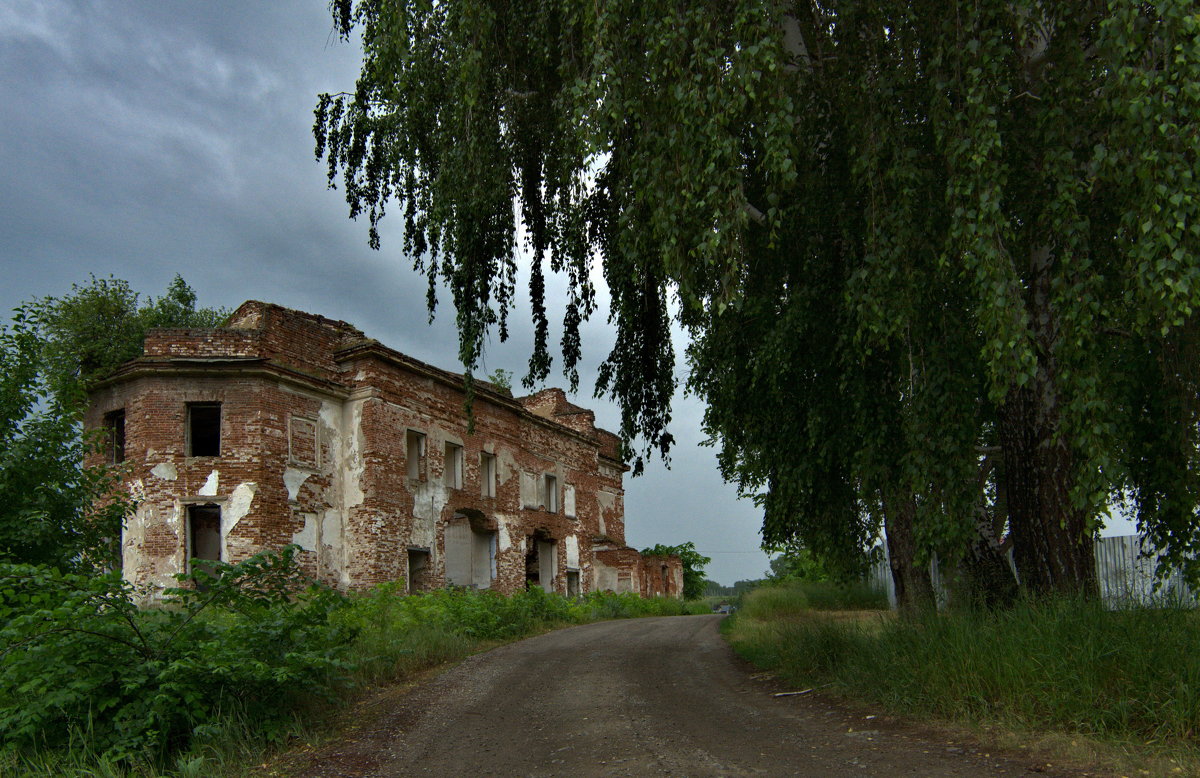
[728,589,1200,773]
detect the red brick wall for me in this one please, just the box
[87,303,661,598]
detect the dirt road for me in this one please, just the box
[288,615,1086,777]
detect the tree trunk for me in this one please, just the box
[998,246,1097,597]
[883,491,935,614]
[957,533,1019,609]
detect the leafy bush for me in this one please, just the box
[0,547,352,763]
[1,557,707,774]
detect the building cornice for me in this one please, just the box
[333,341,606,451]
[90,358,351,401]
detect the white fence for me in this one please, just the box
[869,534,1196,608]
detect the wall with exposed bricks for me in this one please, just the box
[87,301,682,598]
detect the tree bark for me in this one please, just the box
[998,246,1097,596]
[957,532,1019,609]
[883,491,935,614]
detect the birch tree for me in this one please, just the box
[316,0,1200,601]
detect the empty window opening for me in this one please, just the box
[480,452,497,498]
[187,403,221,457]
[104,409,125,464]
[444,442,463,489]
[566,570,581,598]
[525,531,557,593]
[445,516,495,589]
[188,504,221,585]
[543,474,558,513]
[406,430,426,481]
[407,548,431,593]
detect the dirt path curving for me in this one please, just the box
[282,615,1094,777]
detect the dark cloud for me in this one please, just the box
[0,0,770,585]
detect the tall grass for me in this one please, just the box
[737,579,888,619]
[729,591,1200,747]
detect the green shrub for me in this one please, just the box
[0,547,353,764]
[1,563,705,774]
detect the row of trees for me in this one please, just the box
[0,276,226,570]
[317,1,1200,608]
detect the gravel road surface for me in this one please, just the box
[288,614,1087,777]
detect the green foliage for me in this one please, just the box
[0,547,352,764]
[33,275,228,398]
[641,541,711,599]
[0,311,128,571]
[485,368,514,392]
[738,580,888,620]
[0,275,223,572]
[0,558,705,775]
[729,597,1200,749]
[317,1,1200,598]
[767,543,837,584]
[703,579,735,597]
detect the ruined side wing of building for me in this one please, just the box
[86,301,684,598]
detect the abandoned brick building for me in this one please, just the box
[85,301,684,598]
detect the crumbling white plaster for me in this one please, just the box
[225,482,256,531]
[199,470,219,496]
[319,400,340,431]
[597,489,618,535]
[343,401,366,510]
[151,463,177,481]
[497,516,512,552]
[322,509,342,551]
[565,535,580,569]
[520,471,539,509]
[292,512,318,551]
[594,560,619,592]
[283,467,310,502]
[564,484,576,518]
[407,479,445,550]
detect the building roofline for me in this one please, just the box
[90,300,628,466]
[228,300,366,338]
[90,358,351,400]
[333,340,607,450]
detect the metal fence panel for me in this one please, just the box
[868,535,1195,609]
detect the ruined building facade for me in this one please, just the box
[86,301,683,598]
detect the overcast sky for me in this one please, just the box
[0,0,775,585]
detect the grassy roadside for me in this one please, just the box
[725,582,1200,777]
[0,584,708,778]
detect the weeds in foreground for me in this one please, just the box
[728,590,1200,770]
[0,552,704,777]
[736,579,888,620]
